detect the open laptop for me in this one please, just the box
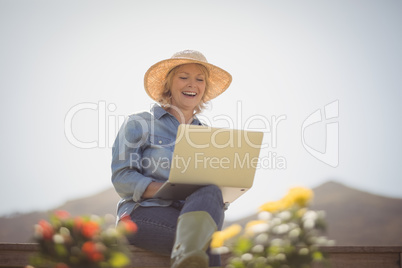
[153,124,264,204]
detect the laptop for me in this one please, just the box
[153,124,264,204]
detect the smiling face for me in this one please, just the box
[169,63,207,113]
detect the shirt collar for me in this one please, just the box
[151,103,168,120]
[151,103,203,125]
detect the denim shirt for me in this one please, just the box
[111,103,203,221]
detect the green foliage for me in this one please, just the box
[30,211,137,268]
[212,187,334,268]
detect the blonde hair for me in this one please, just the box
[157,63,210,114]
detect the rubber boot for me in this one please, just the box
[171,211,218,268]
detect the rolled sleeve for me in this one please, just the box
[132,175,153,202]
[111,115,153,203]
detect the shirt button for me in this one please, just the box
[159,140,162,144]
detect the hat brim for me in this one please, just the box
[144,58,232,103]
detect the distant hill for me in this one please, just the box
[1,181,402,245]
[310,181,402,246]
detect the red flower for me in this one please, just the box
[81,221,100,238]
[82,241,104,262]
[38,220,54,240]
[54,263,70,268]
[73,217,84,230]
[54,210,70,220]
[119,218,138,234]
[120,214,131,222]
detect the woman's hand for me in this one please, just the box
[141,182,164,199]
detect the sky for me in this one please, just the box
[0,0,401,221]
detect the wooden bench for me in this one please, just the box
[0,243,401,268]
[0,243,171,268]
[314,246,402,268]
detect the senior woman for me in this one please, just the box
[111,50,232,268]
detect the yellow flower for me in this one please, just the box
[259,187,313,213]
[210,232,225,248]
[296,208,308,218]
[245,220,266,229]
[287,187,313,207]
[244,220,268,236]
[210,224,242,248]
[278,195,295,210]
[259,200,285,213]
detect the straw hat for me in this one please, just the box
[144,50,232,102]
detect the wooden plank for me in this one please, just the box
[0,243,39,251]
[400,252,402,268]
[0,243,225,268]
[0,243,171,268]
[321,246,402,253]
[0,243,37,268]
[1,243,402,268]
[128,247,170,268]
[327,253,400,268]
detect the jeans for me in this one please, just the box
[127,185,225,266]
